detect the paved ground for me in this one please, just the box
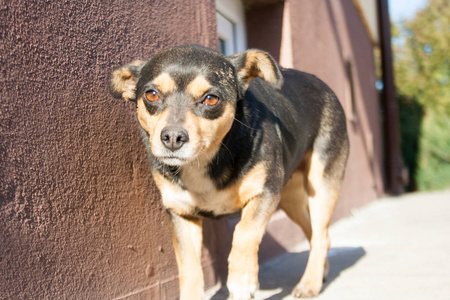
[206,190,450,300]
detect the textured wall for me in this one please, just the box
[0,0,220,299]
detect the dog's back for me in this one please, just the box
[235,68,348,184]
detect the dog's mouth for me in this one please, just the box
[151,139,205,167]
[156,155,191,166]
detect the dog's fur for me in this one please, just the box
[109,45,349,299]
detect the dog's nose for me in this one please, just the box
[160,127,189,151]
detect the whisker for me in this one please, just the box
[234,118,255,130]
[220,142,234,163]
[196,155,200,168]
[173,166,181,176]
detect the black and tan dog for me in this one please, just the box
[109,45,349,299]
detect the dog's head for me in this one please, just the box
[110,45,283,166]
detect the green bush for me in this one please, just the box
[416,109,450,190]
[393,0,450,191]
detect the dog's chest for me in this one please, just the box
[156,162,267,217]
[179,167,239,215]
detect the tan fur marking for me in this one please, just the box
[297,151,312,173]
[168,214,203,300]
[184,102,235,160]
[294,151,317,197]
[292,151,341,297]
[282,170,307,200]
[186,75,212,99]
[111,67,133,85]
[280,169,312,240]
[152,171,196,216]
[235,162,267,209]
[111,62,142,101]
[227,194,278,298]
[153,72,177,95]
[174,161,266,217]
[136,97,168,136]
[239,51,278,88]
[129,60,144,67]
[201,102,235,157]
[307,153,326,198]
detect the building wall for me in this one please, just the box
[0,0,222,299]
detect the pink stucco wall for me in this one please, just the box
[0,1,222,299]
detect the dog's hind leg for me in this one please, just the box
[282,152,344,298]
[280,168,312,242]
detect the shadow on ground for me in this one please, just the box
[209,247,366,300]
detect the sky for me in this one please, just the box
[388,0,428,23]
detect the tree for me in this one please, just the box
[393,0,450,190]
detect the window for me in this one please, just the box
[216,0,247,55]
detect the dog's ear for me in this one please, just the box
[109,60,145,101]
[229,49,283,91]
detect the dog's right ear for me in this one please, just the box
[228,49,283,91]
[109,60,145,101]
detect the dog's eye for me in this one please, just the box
[202,95,220,106]
[145,90,160,102]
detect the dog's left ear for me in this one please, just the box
[109,60,145,101]
[229,49,283,91]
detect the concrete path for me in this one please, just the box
[206,190,450,300]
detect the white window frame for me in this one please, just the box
[215,0,247,55]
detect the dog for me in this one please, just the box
[109,45,349,299]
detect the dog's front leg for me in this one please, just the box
[166,210,204,300]
[227,194,279,300]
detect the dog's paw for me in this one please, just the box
[227,291,255,300]
[227,280,258,300]
[291,279,322,298]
